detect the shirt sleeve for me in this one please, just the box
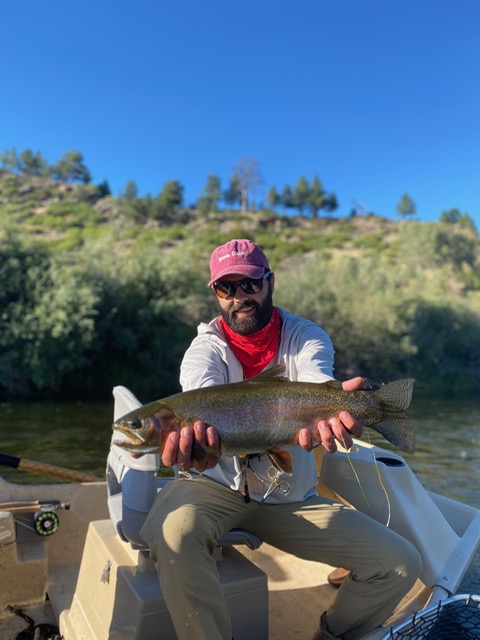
[179,336,228,391]
[289,318,335,383]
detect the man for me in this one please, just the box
[140,239,421,640]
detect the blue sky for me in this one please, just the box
[2,1,479,225]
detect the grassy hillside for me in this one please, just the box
[1,171,479,399]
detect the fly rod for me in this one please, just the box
[0,452,102,483]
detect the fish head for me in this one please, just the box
[112,404,179,454]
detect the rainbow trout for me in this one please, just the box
[112,365,415,473]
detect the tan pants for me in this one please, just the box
[141,475,421,640]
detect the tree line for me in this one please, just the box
[0,213,479,400]
[2,147,439,222]
[1,148,93,186]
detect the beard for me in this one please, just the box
[220,287,274,336]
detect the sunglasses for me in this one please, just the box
[213,271,272,299]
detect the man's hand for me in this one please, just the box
[298,377,364,454]
[162,420,220,472]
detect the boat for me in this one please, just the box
[1,386,479,639]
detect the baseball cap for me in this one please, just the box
[208,239,270,286]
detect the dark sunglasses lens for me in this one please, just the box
[214,282,234,298]
[240,278,263,294]
[214,273,269,298]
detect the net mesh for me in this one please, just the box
[382,594,480,640]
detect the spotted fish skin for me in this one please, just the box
[112,365,415,472]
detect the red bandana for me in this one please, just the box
[220,307,281,379]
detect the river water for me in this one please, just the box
[0,394,479,592]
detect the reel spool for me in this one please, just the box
[33,511,60,536]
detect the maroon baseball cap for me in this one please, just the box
[208,239,270,286]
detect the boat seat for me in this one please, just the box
[61,518,268,640]
[107,385,263,552]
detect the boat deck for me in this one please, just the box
[0,532,431,640]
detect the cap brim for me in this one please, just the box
[208,265,266,287]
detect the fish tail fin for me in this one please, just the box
[372,411,416,454]
[191,441,221,467]
[375,378,414,411]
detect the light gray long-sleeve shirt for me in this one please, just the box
[179,307,335,503]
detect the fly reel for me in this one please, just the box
[0,500,69,538]
[33,511,60,537]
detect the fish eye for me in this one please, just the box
[128,418,142,429]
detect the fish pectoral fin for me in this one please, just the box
[191,441,221,466]
[267,447,293,474]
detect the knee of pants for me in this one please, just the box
[403,540,423,582]
[385,535,422,585]
[355,525,423,585]
[144,502,216,560]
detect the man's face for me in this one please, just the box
[215,273,275,335]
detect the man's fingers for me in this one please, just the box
[160,423,220,471]
[176,426,194,468]
[162,427,193,468]
[161,431,180,467]
[205,425,219,449]
[298,428,312,451]
[193,420,206,444]
[339,411,362,437]
[328,417,353,450]
[193,421,220,450]
[317,420,337,454]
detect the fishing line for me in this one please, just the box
[339,436,370,507]
[364,429,392,527]
[339,432,392,528]
[11,516,36,532]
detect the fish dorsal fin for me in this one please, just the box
[375,379,414,411]
[247,364,289,383]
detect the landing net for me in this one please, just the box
[382,594,480,639]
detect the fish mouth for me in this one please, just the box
[113,417,160,449]
[114,427,146,443]
[112,434,158,453]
